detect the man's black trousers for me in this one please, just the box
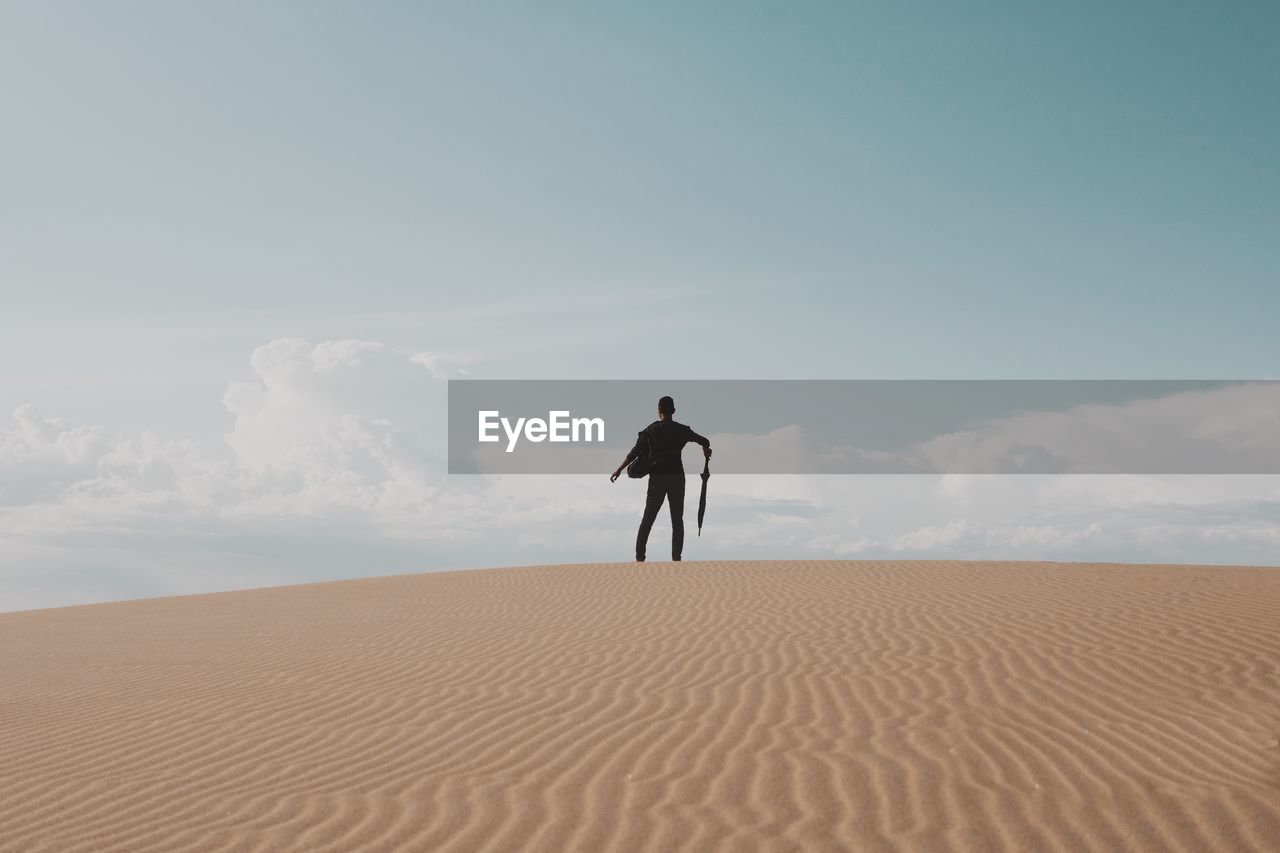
[636,473,685,561]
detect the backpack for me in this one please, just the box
[626,430,653,478]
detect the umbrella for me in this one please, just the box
[697,456,710,536]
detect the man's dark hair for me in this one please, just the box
[658,395,675,415]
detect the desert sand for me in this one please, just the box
[2,560,1278,852]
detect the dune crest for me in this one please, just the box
[3,560,1279,852]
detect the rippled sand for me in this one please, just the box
[3,560,1278,851]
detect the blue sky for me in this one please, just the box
[2,3,1278,610]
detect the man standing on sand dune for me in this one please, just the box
[610,395,712,562]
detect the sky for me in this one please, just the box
[2,2,1278,611]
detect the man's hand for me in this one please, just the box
[610,467,623,483]
[703,445,713,459]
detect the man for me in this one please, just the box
[610,395,712,562]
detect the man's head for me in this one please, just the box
[658,395,675,420]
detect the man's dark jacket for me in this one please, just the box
[626,420,710,475]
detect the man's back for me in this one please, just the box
[641,419,705,475]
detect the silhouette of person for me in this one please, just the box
[610,395,712,562]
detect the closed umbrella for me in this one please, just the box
[697,456,710,536]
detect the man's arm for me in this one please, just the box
[687,427,712,458]
[610,433,645,482]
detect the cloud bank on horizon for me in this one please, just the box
[2,338,1278,612]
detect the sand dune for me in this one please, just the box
[2,560,1279,852]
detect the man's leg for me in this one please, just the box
[635,477,665,561]
[667,474,686,561]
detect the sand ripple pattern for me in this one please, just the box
[2,560,1279,852]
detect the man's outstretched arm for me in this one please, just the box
[610,438,644,482]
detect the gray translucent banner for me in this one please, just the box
[447,380,1280,474]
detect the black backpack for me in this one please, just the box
[626,430,653,478]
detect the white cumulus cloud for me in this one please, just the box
[2,340,1278,612]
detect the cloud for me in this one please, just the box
[0,338,650,609]
[915,382,1280,474]
[2,340,1279,611]
[2,340,452,545]
[0,405,112,504]
[706,426,927,475]
[638,383,1280,475]
[206,337,463,540]
[892,519,980,551]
